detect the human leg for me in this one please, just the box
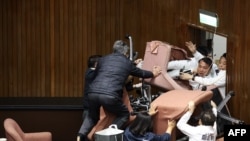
[78,110,89,133]
[101,95,130,129]
[77,110,89,141]
[78,94,101,141]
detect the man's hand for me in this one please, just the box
[148,104,158,116]
[152,66,162,77]
[168,119,176,129]
[185,41,196,54]
[188,101,196,113]
[179,72,193,80]
[166,119,176,134]
[134,58,143,65]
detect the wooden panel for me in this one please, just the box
[0,0,3,96]
[0,0,250,123]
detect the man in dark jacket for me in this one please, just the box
[78,40,162,141]
[77,55,102,141]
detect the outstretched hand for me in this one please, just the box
[185,41,196,54]
[148,104,158,116]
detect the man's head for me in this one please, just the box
[199,109,216,126]
[197,57,213,77]
[113,40,129,56]
[197,45,212,58]
[129,112,153,135]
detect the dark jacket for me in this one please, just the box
[82,68,96,109]
[89,53,153,99]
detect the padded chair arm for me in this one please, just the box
[24,132,52,141]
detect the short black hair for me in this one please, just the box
[129,112,153,135]
[197,46,212,57]
[222,53,226,58]
[199,57,213,67]
[200,109,216,126]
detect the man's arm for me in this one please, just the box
[177,101,198,136]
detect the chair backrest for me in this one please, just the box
[151,90,213,134]
[142,41,190,90]
[170,45,190,61]
[4,118,25,141]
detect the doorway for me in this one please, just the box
[187,25,227,65]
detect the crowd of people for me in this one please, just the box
[77,39,225,141]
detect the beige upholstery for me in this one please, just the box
[142,41,191,90]
[4,118,52,141]
[151,90,213,140]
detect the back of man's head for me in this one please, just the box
[113,40,129,55]
[200,109,216,126]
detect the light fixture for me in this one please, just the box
[199,9,218,28]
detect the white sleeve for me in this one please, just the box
[177,111,200,137]
[194,71,226,87]
[193,51,204,61]
[212,107,217,136]
[168,58,198,70]
[168,60,189,70]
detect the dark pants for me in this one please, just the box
[80,93,130,137]
[78,110,89,134]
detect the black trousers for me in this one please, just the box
[80,93,130,136]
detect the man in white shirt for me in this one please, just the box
[179,53,226,98]
[168,41,217,79]
[177,101,217,141]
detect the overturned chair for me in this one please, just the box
[142,40,191,91]
[129,40,193,112]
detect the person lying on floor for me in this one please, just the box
[124,105,176,141]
